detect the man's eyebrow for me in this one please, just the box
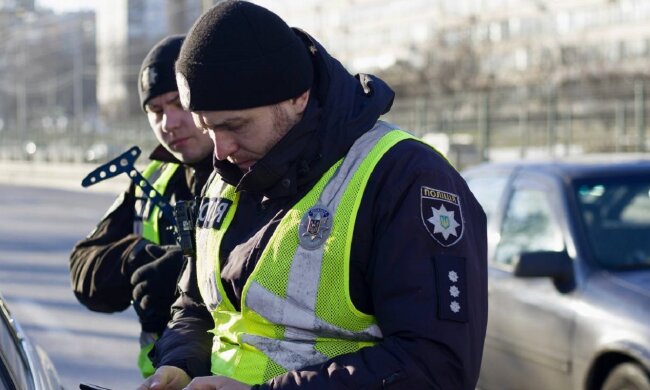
[145,103,161,111]
[206,116,247,128]
[165,94,181,105]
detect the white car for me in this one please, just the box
[463,159,650,390]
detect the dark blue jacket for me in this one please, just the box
[151,30,488,390]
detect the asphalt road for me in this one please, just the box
[0,184,142,389]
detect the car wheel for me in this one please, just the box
[602,363,650,390]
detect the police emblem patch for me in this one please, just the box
[298,204,333,250]
[141,66,157,91]
[421,186,464,247]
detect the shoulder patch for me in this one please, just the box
[433,255,468,323]
[420,186,464,247]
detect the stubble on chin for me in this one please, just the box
[267,104,301,151]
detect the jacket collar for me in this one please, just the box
[149,144,212,172]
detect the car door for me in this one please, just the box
[479,171,576,390]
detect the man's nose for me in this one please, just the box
[212,131,238,161]
[162,108,181,133]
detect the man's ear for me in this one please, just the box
[291,89,310,114]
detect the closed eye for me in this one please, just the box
[201,118,248,133]
[146,106,163,115]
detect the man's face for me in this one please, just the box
[145,91,213,164]
[192,91,309,172]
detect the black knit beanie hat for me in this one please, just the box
[138,35,185,111]
[175,0,314,111]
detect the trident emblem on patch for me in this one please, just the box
[307,213,323,236]
[440,215,450,229]
[298,204,333,250]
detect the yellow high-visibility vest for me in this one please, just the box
[133,159,180,377]
[196,122,415,384]
[134,160,180,244]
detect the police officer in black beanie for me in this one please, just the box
[140,1,487,389]
[70,35,214,378]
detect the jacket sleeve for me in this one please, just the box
[69,187,144,313]
[149,256,214,377]
[258,143,489,389]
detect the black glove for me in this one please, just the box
[128,244,185,333]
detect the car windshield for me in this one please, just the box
[575,176,650,269]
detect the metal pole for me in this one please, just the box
[615,102,626,153]
[73,20,84,149]
[635,81,646,152]
[169,0,187,34]
[519,109,528,159]
[417,97,426,136]
[478,92,490,162]
[17,35,27,153]
[564,110,573,157]
[547,87,556,157]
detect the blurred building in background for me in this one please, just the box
[268,0,650,94]
[0,5,95,161]
[2,0,650,168]
[0,0,34,12]
[268,0,650,166]
[96,0,215,119]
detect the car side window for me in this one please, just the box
[620,186,650,223]
[577,181,650,268]
[495,188,565,266]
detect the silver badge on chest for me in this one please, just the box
[298,204,333,250]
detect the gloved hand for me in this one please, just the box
[128,244,185,333]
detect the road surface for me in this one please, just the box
[0,184,142,389]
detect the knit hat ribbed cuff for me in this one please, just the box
[175,0,314,111]
[138,35,185,111]
[176,43,313,111]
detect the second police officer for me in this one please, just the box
[69,35,214,377]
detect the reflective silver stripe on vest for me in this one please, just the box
[196,178,226,312]
[133,165,164,236]
[242,334,328,371]
[244,121,395,370]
